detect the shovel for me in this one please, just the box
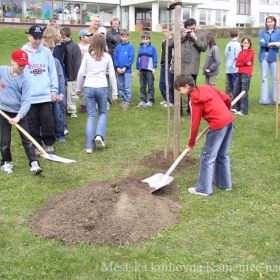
[0,110,75,164]
[142,90,246,194]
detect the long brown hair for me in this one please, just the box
[88,34,106,61]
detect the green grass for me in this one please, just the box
[1,27,280,279]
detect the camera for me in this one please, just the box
[185,29,192,38]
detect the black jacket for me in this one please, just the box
[63,39,81,81]
[106,28,121,58]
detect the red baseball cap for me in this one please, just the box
[11,49,30,66]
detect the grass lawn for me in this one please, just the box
[0,27,280,279]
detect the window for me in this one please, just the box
[199,9,206,25]
[215,10,222,26]
[237,0,251,15]
[182,7,191,21]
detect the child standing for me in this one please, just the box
[78,29,93,113]
[76,34,118,153]
[225,28,241,96]
[0,50,42,174]
[203,33,220,86]
[174,74,234,196]
[159,26,174,107]
[114,29,135,109]
[61,27,82,118]
[136,31,158,107]
[232,36,255,115]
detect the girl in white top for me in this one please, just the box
[76,34,118,153]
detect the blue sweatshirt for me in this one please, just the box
[22,43,58,104]
[114,42,135,73]
[225,39,241,74]
[136,43,157,71]
[0,66,31,118]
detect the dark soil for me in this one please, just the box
[30,151,197,245]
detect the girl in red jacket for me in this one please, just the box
[174,74,234,196]
[232,36,255,115]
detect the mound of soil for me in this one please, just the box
[29,175,182,245]
[139,150,198,171]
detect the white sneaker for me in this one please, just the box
[137,101,146,108]
[1,161,13,174]
[188,187,211,196]
[163,103,174,108]
[231,108,237,113]
[85,148,92,154]
[64,129,69,135]
[95,135,105,148]
[30,161,43,175]
[71,113,78,118]
[145,101,153,107]
[234,111,244,116]
[160,100,167,105]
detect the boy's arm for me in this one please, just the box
[152,46,158,69]
[187,102,203,148]
[17,79,31,120]
[124,45,135,69]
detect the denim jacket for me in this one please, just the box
[258,29,280,63]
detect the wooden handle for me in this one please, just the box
[0,110,47,155]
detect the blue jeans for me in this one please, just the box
[260,52,278,104]
[232,73,251,115]
[226,73,238,97]
[159,64,174,104]
[52,101,65,139]
[117,72,132,103]
[196,123,233,195]
[140,70,155,103]
[84,87,108,149]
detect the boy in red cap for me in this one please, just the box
[174,74,234,196]
[0,49,42,174]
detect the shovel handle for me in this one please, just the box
[0,109,47,155]
[165,90,246,177]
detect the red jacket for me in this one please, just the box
[235,48,255,76]
[188,85,234,148]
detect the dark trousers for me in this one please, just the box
[232,73,251,115]
[0,111,36,165]
[140,70,155,103]
[159,64,174,104]
[27,102,56,146]
[226,73,238,97]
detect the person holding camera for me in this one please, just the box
[169,18,207,84]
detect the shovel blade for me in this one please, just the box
[40,153,76,164]
[142,173,174,193]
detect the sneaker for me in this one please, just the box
[188,187,211,196]
[107,102,111,111]
[85,148,92,154]
[137,101,146,108]
[30,161,42,175]
[45,145,55,154]
[234,111,244,116]
[145,101,153,107]
[64,129,69,135]
[163,103,174,108]
[217,186,232,191]
[160,100,167,105]
[71,113,78,118]
[1,161,13,174]
[231,108,238,113]
[94,135,105,148]
[121,102,129,109]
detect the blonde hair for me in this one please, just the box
[42,38,55,50]
[88,34,106,61]
[43,25,61,44]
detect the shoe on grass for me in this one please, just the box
[95,135,105,148]
[137,101,146,108]
[30,161,42,175]
[1,161,13,174]
[71,113,78,118]
[163,103,174,108]
[188,187,211,196]
[45,145,55,154]
[85,148,92,154]
[234,111,244,116]
[160,100,167,105]
[217,186,232,191]
[145,101,153,107]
